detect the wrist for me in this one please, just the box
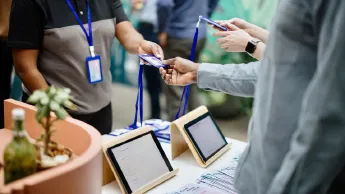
[191,63,200,83]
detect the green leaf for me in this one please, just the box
[48,86,57,96]
[40,96,49,105]
[54,107,68,120]
[27,90,46,104]
[63,88,71,94]
[36,105,49,122]
[55,91,69,103]
[49,100,60,111]
[62,100,76,110]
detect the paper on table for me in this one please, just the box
[166,183,224,194]
[196,160,239,194]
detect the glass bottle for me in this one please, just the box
[3,108,37,184]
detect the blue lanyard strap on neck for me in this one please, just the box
[66,0,93,47]
[174,26,199,120]
[129,64,144,129]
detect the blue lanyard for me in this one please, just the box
[129,64,144,129]
[174,25,199,120]
[66,0,95,56]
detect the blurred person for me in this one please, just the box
[157,0,219,121]
[8,0,163,135]
[132,0,162,119]
[161,0,345,193]
[0,0,13,128]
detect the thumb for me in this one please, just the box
[224,23,239,31]
[162,58,176,67]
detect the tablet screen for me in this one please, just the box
[107,131,173,193]
[184,113,227,162]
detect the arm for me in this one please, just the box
[113,0,164,58]
[160,57,258,98]
[197,62,258,97]
[252,42,266,60]
[208,0,220,17]
[218,18,270,44]
[214,28,266,60]
[116,21,164,58]
[267,1,345,193]
[8,0,47,93]
[13,49,48,92]
[115,21,144,54]
[246,24,269,44]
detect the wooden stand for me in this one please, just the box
[170,106,231,168]
[102,127,178,194]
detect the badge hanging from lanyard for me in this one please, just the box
[66,0,103,84]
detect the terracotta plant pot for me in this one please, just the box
[0,99,102,194]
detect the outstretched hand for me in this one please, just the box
[159,57,199,86]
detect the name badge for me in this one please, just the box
[86,55,103,84]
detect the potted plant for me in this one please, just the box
[27,86,76,169]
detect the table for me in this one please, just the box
[101,138,246,194]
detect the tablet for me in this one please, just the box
[184,112,228,162]
[106,131,173,194]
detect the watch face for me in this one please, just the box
[245,40,257,54]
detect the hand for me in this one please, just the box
[215,18,253,33]
[138,40,164,59]
[158,33,168,47]
[214,26,253,52]
[159,57,199,86]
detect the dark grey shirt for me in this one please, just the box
[8,0,128,113]
[198,0,345,193]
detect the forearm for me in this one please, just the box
[16,69,48,93]
[248,24,269,44]
[252,42,266,60]
[197,62,258,97]
[12,49,48,93]
[116,21,144,54]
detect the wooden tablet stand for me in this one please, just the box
[102,127,178,194]
[170,106,231,168]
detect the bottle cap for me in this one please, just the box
[12,108,25,120]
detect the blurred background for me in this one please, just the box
[11,0,278,142]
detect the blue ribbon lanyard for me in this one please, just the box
[66,0,95,57]
[174,20,200,120]
[129,64,144,129]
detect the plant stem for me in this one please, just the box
[44,114,51,155]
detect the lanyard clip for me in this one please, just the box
[89,46,95,57]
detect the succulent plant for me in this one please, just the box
[27,86,76,155]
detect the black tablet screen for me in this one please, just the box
[184,113,227,162]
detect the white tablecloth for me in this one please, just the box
[101,138,246,194]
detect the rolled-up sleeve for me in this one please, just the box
[267,1,345,193]
[197,61,259,97]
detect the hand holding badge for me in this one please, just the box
[139,54,169,68]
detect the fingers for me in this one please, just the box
[224,23,239,31]
[162,58,176,66]
[158,46,164,60]
[213,31,230,37]
[159,67,173,85]
[219,43,228,49]
[216,37,228,44]
[151,43,162,59]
